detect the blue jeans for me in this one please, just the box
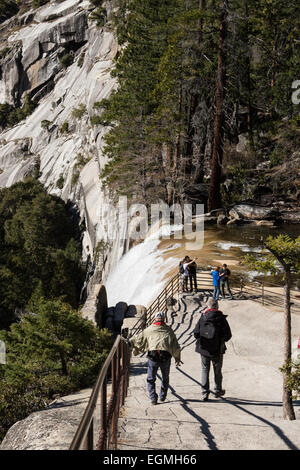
[147,357,171,402]
[213,285,220,299]
[200,354,223,396]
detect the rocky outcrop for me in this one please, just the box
[229,204,278,221]
[0,388,92,450]
[0,0,128,282]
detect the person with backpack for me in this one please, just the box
[128,311,182,405]
[193,298,232,401]
[220,264,234,300]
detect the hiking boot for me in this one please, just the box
[215,390,225,398]
[159,396,166,402]
[202,394,209,402]
[151,400,158,405]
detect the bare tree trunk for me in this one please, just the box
[60,351,68,376]
[244,0,254,150]
[208,0,228,212]
[198,0,206,44]
[283,270,296,420]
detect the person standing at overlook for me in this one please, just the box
[220,263,234,300]
[211,266,221,300]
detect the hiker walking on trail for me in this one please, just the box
[220,264,234,300]
[193,298,232,401]
[211,266,221,300]
[128,312,181,405]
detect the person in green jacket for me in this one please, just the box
[129,311,181,405]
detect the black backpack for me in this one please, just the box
[179,263,184,275]
[200,320,217,340]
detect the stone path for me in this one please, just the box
[118,291,300,450]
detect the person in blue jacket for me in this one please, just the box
[211,266,221,300]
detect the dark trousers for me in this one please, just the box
[189,273,197,291]
[220,279,233,298]
[147,357,171,402]
[183,275,189,292]
[200,354,223,396]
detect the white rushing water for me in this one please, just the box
[104,225,181,308]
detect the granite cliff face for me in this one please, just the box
[0,0,125,282]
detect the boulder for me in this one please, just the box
[0,388,92,450]
[229,204,278,221]
[217,214,229,225]
[125,305,137,318]
[280,211,300,224]
[104,315,115,332]
[114,302,128,331]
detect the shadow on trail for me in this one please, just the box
[166,380,218,451]
[130,361,148,376]
[221,397,299,450]
[175,367,299,450]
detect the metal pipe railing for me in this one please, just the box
[69,336,130,450]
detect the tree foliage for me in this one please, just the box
[94,0,300,207]
[0,178,85,329]
[0,298,113,442]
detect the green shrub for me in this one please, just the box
[41,119,52,130]
[71,171,80,187]
[72,103,87,119]
[95,239,111,264]
[74,153,91,169]
[90,7,106,27]
[269,146,285,168]
[32,0,49,9]
[0,46,11,59]
[0,96,36,130]
[59,53,74,69]
[56,173,64,189]
[0,1,19,24]
[60,121,69,133]
[77,52,85,68]
[90,115,107,126]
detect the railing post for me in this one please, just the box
[99,376,107,450]
[84,419,94,450]
[262,282,264,305]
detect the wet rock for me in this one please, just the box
[217,214,229,225]
[280,211,300,224]
[229,204,278,221]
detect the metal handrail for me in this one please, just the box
[69,336,130,450]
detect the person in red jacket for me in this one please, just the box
[193,298,232,401]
